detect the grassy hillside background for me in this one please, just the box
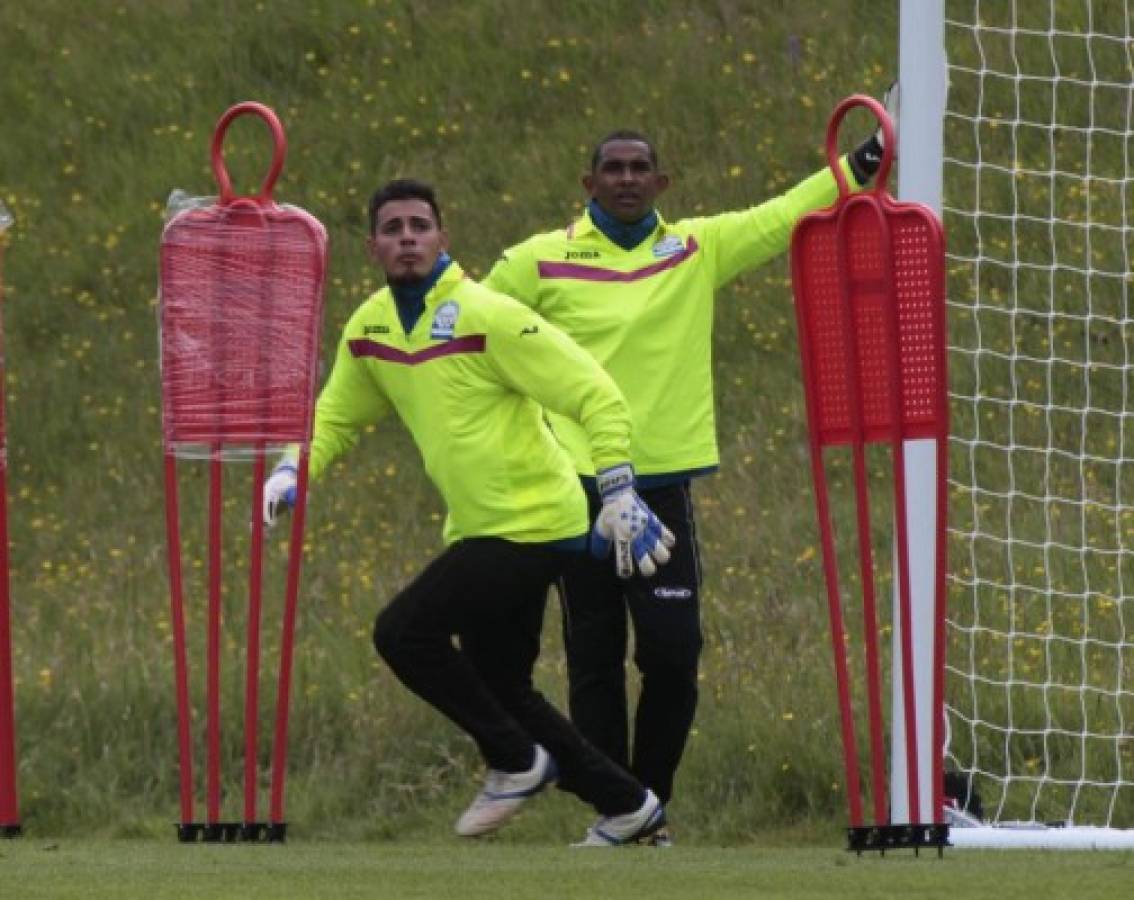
[0,0,897,840]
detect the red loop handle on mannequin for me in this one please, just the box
[210,102,287,206]
[825,94,895,199]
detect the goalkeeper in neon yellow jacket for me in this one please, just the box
[263,180,671,845]
[482,123,889,832]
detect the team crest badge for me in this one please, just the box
[430,300,460,340]
[651,235,684,258]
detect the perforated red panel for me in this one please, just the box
[891,209,946,428]
[792,193,946,447]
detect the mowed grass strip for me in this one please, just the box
[3,839,1134,900]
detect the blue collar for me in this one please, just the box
[390,252,452,335]
[587,199,658,251]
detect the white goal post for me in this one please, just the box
[900,0,1134,849]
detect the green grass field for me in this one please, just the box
[4,839,1134,900]
[0,0,901,840]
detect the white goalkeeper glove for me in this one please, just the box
[263,461,297,527]
[590,464,676,579]
[849,79,899,184]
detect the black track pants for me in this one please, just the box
[559,482,703,804]
[372,536,645,816]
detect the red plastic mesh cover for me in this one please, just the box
[158,104,327,453]
[160,203,326,450]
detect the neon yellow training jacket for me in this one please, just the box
[303,261,630,544]
[483,161,856,479]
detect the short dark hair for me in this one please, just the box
[590,130,659,171]
[368,179,442,235]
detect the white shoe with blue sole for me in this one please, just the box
[455,744,558,837]
[572,789,666,847]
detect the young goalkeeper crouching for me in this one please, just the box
[264,179,673,846]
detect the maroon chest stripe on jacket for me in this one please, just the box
[348,334,487,364]
[536,237,699,282]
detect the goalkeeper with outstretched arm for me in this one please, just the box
[482,86,896,844]
[264,179,673,846]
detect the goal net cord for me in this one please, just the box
[941,0,1134,834]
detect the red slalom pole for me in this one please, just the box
[807,448,864,826]
[206,449,223,827]
[245,451,266,827]
[0,461,16,835]
[163,453,195,833]
[268,449,310,835]
[0,213,18,836]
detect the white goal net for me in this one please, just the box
[940,0,1134,840]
